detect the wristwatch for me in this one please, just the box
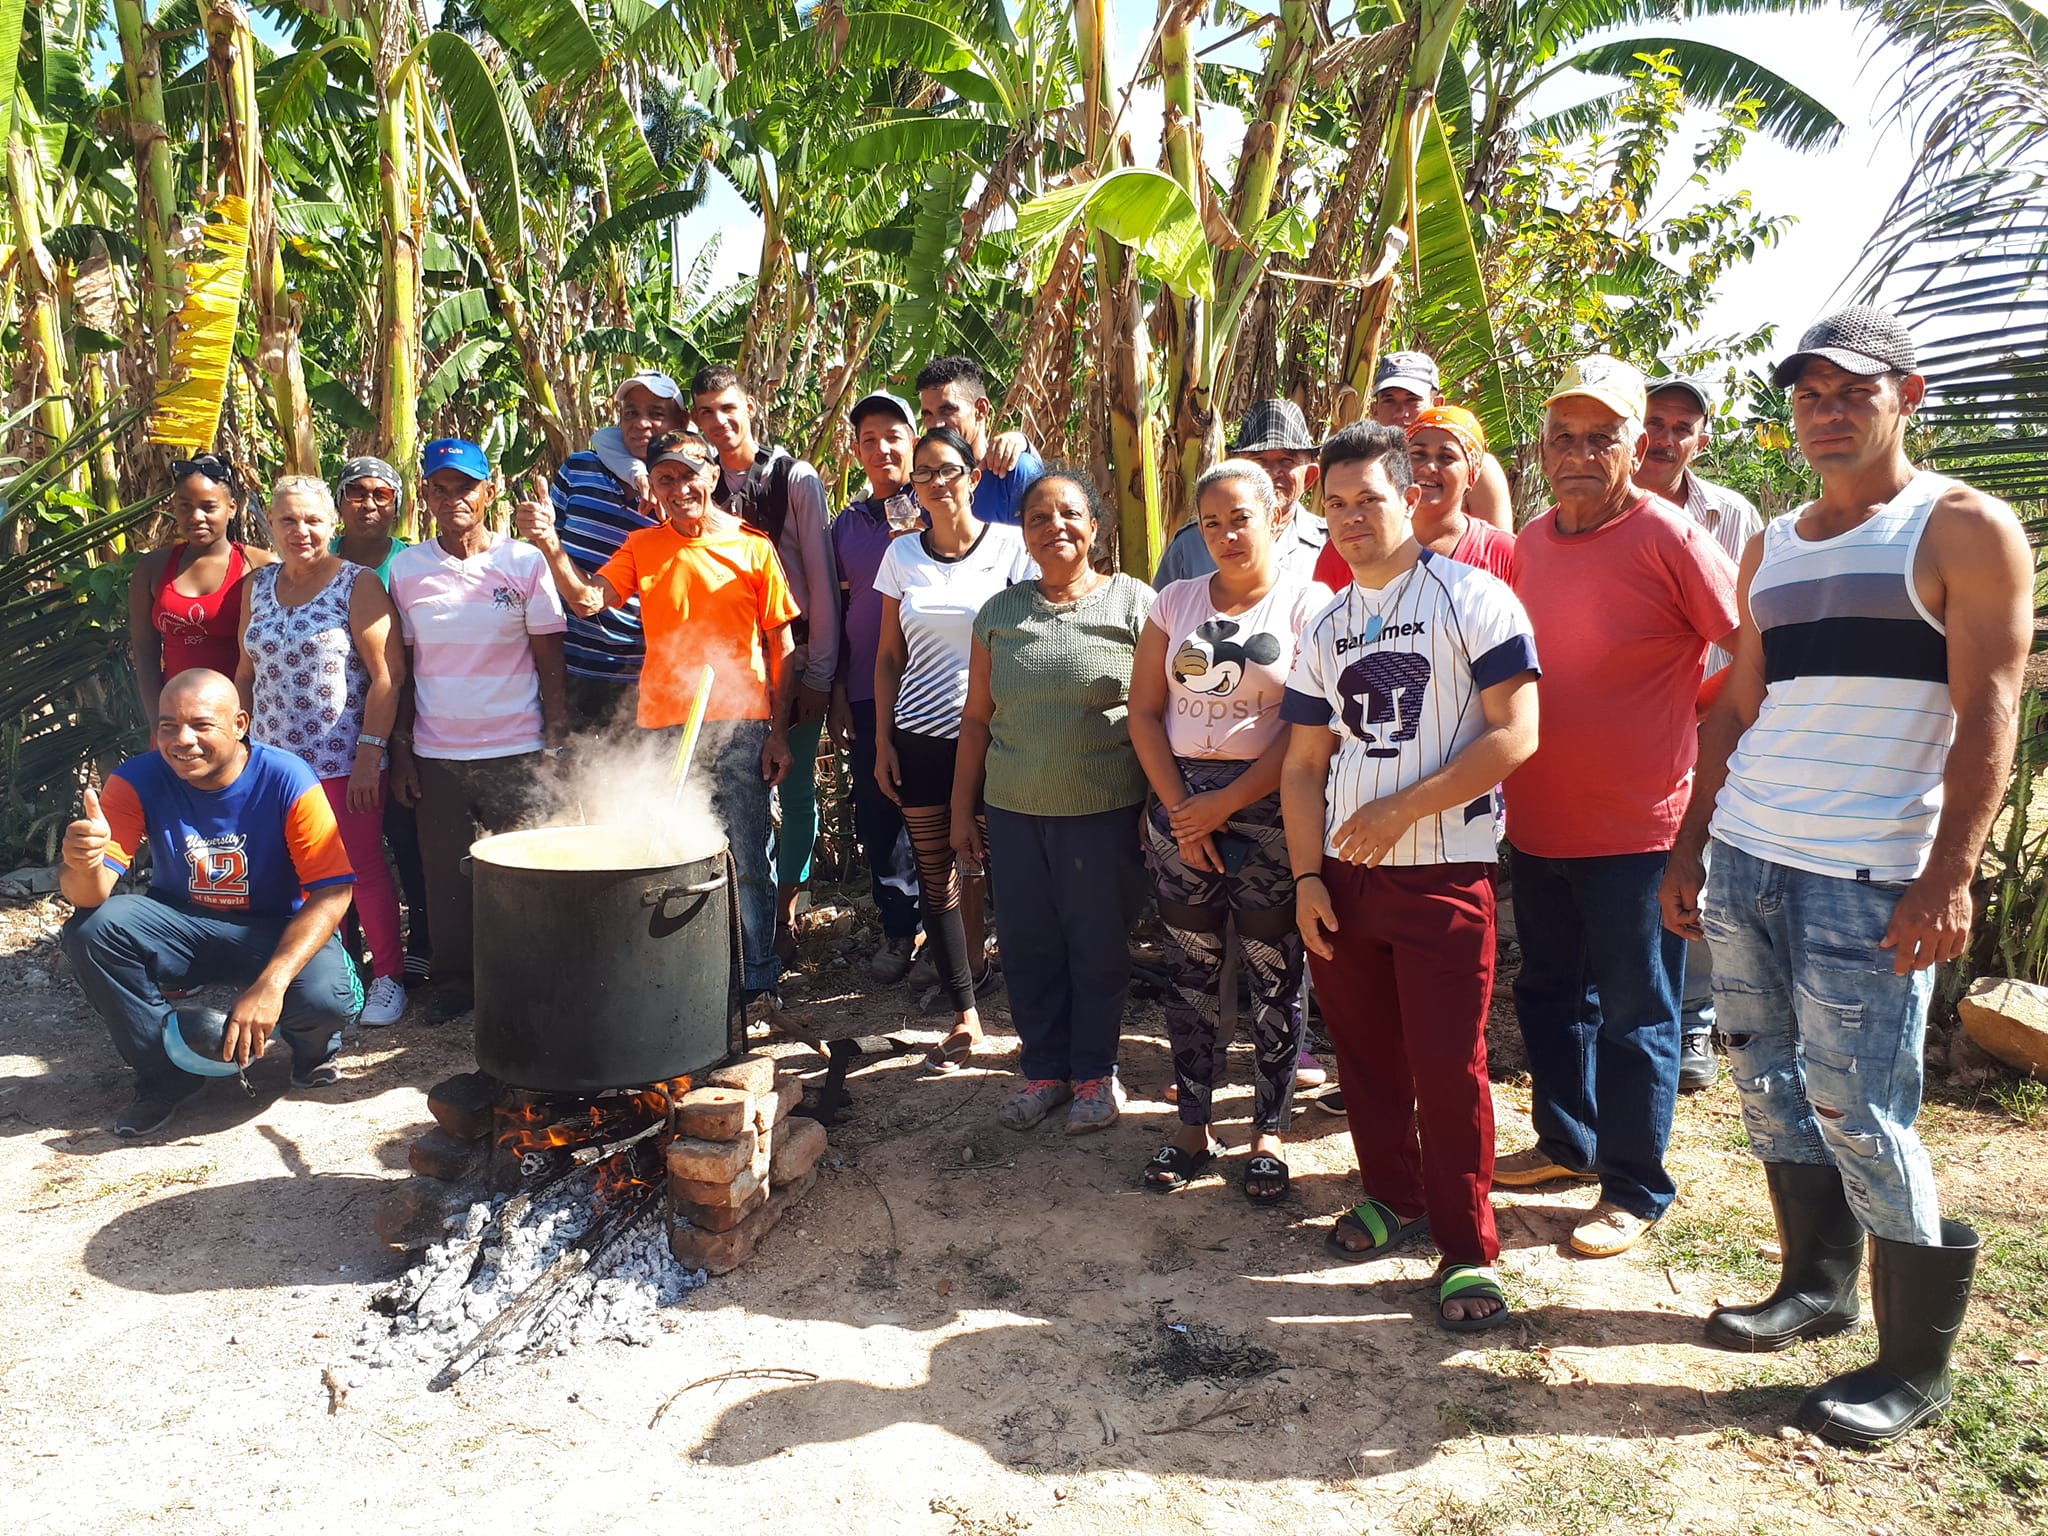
[357,732,388,750]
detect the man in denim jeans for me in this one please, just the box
[1495,356,1740,1259]
[1662,307,2032,1448]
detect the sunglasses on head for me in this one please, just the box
[171,453,238,488]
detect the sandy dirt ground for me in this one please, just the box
[1,889,2042,1536]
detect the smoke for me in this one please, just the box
[546,720,728,868]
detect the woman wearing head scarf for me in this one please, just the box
[1314,404,1516,587]
[952,470,1153,1135]
[1127,460,1326,1200]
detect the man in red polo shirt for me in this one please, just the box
[1495,355,1738,1257]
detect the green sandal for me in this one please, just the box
[1437,1265,1512,1333]
[1325,1198,1432,1262]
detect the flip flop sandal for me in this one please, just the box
[1325,1198,1432,1262]
[1242,1154,1291,1206]
[925,1025,980,1069]
[1142,1141,1219,1192]
[1437,1265,1512,1333]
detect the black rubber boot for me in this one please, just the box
[1796,1218,1979,1448]
[1705,1162,1865,1351]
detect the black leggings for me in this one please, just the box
[900,802,989,1013]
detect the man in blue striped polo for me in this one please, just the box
[1662,307,2032,1447]
[550,370,688,732]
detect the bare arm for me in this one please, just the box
[1662,533,1769,938]
[129,553,166,719]
[872,597,909,803]
[58,784,120,909]
[950,639,996,870]
[233,581,256,712]
[1281,723,1342,958]
[759,621,797,785]
[514,488,619,615]
[1127,618,1190,808]
[222,885,355,1066]
[1882,489,2034,972]
[1468,452,1514,532]
[528,631,569,748]
[346,571,404,812]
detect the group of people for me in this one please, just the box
[59,309,2031,1452]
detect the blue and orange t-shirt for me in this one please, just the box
[100,743,355,915]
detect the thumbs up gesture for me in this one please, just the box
[63,784,111,874]
[514,476,560,552]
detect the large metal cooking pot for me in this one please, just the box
[468,824,737,1092]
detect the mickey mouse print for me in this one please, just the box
[1153,576,1334,761]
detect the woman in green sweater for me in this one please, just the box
[952,470,1155,1135]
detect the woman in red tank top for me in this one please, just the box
[127,454,275,718]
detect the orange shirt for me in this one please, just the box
[596,523,800,726]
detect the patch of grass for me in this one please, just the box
[1977,1219,2048,1325]
[1650,1206,1777,1288]
[1989,1075,2048,1127]
[1406,1449,1677,1536]
[930,1496,1030,1536]
[1407,1490,1505,1536]
[1495,1252,1569,1311]
[1920,1339,2048,1525]
[1481,1347,1551,1383]
[87,1160,217,1203]
[1436,1396,1516,1435]
[947,1240,1022,1303]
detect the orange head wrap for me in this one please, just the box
[1407,404,1487,465]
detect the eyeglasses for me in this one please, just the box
[910,463,969,486]
[171,454,237,488]
[341,484,399,506]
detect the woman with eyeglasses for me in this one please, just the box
[873,427,1037,1067]
[519,433,800,1023]
[952,470,1154,1135]
[237,476,409,1029]
[129,454,274,720]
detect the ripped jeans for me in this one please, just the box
[1701,838,1940,1244]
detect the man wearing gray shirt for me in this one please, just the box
[1638,375,1765,1093]
[1154,399,1328,588]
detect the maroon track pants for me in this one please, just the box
[1309,859,1501,1267]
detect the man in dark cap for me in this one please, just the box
[1662,306,2032,1447]
[1152,399,1328,587]
[1368,352,1514,530]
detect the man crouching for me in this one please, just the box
[61,669,360,1138]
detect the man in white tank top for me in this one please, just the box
[1661,307,2033,1449]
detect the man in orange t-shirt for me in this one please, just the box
[520,437,801,1009]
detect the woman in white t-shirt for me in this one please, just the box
[1127,460,1326,1202]
[874,426,1037,1066]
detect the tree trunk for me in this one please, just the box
[112,0,176,379]
[6,130,78,460]
[374,4,420,491]
[1156,0,1216,543]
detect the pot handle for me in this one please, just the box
[641,872,728,910]
[458,855,472,879]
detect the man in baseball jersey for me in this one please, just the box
[1280,422,1540,1331]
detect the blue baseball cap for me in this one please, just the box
[422,437,491,482]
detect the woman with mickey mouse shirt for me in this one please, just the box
[1128,461,1328,1202]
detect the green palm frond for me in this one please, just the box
[1567,37,1846,148]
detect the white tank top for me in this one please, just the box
[1711,471,1956,882]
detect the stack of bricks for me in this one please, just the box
[666,1051,828,1275]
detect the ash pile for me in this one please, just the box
[363,1054,828,1388]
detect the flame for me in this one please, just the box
[494,1076,692,1161]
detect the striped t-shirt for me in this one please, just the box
[551,450,657,679]
[1712,472,1958,883]
[876,523,1036,738]
[390,534,568,760]
[1282,551,1538,866]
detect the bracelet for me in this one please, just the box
[357,733,388,750]
[390,731,413,746]
[1293,870,1325,884]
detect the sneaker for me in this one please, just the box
[743,990,786,1036]
[1492,1146,1594,1188]
[1295,1049,1328,1091]
[1678,1029,1720,1092]
[1571,1199,1658,1258]
[1065,1076,1124,1136]
[290,1056,343,1090]
[359,975,408,1029]
[401,953,433,989]
[1313,1088,1346,1116]
[114,1085,201,1138]
[426,983,473,1027]
[867,933,917,984]
[997,1079,1072,1131]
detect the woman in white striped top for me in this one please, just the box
[873,427,1037,1065]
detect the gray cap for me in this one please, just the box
[337,455,403,497]
[1772,306,1916,387]
[1231,398,1316,454]
[1647,376,1714,416]
[1373,350,1440,398]
[848,390,916,432]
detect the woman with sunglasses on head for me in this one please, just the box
[874,427,1037,1068]
[129,453,275,720]
[953,470,1154,1135]
[1128,461,1326,1202]
[237,477,409,1029]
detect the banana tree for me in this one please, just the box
[111,0,175,377]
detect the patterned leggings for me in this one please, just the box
[1144,759,1306,1135]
